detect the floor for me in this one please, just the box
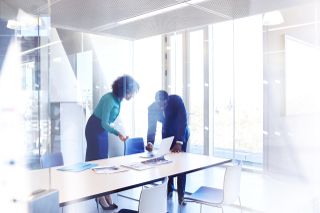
[60,166,320,213]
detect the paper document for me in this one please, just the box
[92,166,128,174]
[122,155,172,171]
[57,162,98,172]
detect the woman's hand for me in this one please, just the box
[118,133,129,142]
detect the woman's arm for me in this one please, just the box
[100,98,119,136]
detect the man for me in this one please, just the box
[146,90,190,205]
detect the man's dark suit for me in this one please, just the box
[147,94,190,202]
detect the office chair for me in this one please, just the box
[184,165,242,213]
[124,137,145,155]
[118,177,168,213]
[40,152,64,168]
[118,137,146,201]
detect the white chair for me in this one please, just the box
[184,165,242,213]
[118,177,168,213]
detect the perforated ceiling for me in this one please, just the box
[1,0,314,40]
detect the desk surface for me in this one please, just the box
[49,152,230,206]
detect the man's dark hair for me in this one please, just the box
[112,75,140,99]
[155,90,169,101]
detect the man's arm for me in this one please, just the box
[147,103,158,144]
[175,97,188,143]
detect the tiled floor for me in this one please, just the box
[60,166,320,213]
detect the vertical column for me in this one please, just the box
[203,27,209,155]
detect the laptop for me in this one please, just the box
[140,136,175,158]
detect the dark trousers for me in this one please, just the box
[167,174,186,200]
[165,128,190,200]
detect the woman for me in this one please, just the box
[85,75,139,210]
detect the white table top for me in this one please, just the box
[48,152,230,205]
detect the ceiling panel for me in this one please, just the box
[49,0,179,31]
[102,5,228,39]
[2,0,48,14]
[198,0,251,19]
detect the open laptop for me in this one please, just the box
[140,136,175,158]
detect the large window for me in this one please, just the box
[166,16,263,165]
[188,30,205,154]
[211,15,263,165]
[168,33,183,97]
[210,21,234,155]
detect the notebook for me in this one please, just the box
[140,136,174,158]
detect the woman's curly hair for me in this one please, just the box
[112,75,140,99]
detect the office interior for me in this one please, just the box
[1,0,320,212]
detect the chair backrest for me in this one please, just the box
[138,177,168,213]
[40,152,64,168]
[223,165,241,204]
[124,137,145,155]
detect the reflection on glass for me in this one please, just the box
[285,35,320,115]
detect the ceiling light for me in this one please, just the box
[263,10,284,26]
[118,0,208,25]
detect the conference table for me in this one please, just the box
[39,152,230,206]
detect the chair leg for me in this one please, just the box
[221,206,224,213]
[238,197,242,213]
[200,204,202,213]
[95,199,99,212]
[179,204,182,213]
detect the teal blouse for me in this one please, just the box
[93,92,121,136]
